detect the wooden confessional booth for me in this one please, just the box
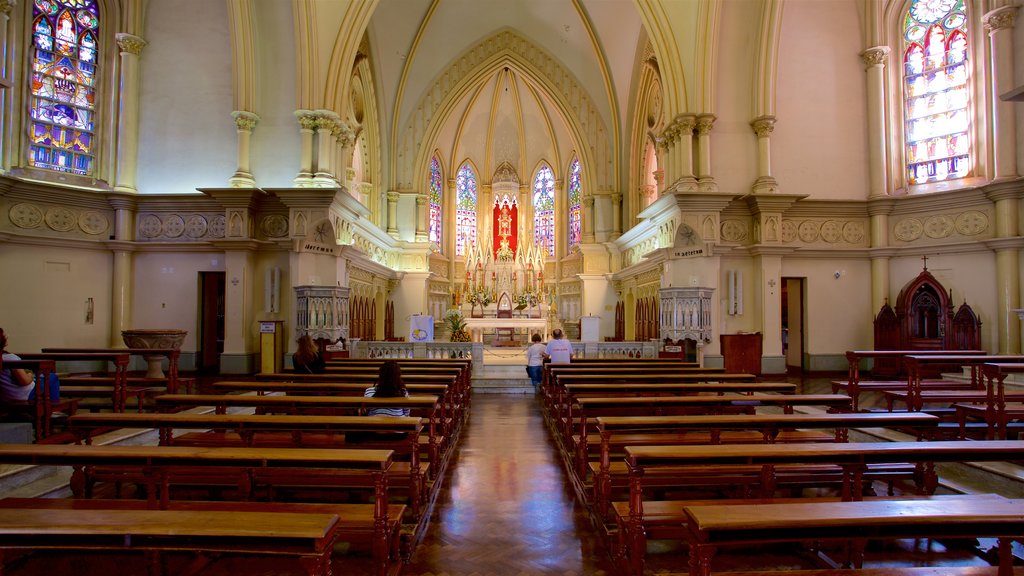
[872,267,982,376]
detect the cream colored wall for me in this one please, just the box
[775,0,868,201]
[131,252,223,352]
[718,257,757,338]
[711,0,760,195]
[136,0,236,194]
[781,258,874,355]
[252,0,301,188]
[0,244,112,352]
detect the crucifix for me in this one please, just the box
[921,254,928,271]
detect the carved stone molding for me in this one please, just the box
[797,220,819,243]
[860,46,890,67]
[954,210,988,236]
[115,33,146,55]
[261,214,288,238]
[0,0,17,16]
[820,220,842,243]
[9,203,42,229]
[720,219,748,243]
[136,213,226,241]
[295,110,319,131]
[983,5,1017,32]
[923,215,954,239]
[79,211,109,235]
[44,207,76,232]
[696,114,716,136]
[893,218,924,242]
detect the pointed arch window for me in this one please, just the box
[428,155,443,249]
[532,164,555,257]
[455,163,477,257]
[568,157,582,248]
[902,0,970,186]
[30,0,100,176]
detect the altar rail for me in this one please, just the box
[349,341,659,373]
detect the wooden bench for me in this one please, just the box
[0,507,341,576]
[540,359,698,398]
[903,354,1024,411]
[0,359,79,441]
[620,441,1024,576]
[712,568,1024,576]
[834,350,986,411]
[967,362,1024,439]
[0,496,405,576]
[591,412,939,517]
[682,497,1024,576]
[570,394,854,479]
[17,352,132,412]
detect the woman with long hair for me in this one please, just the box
[364,360,410,416]
[292,334,325,374]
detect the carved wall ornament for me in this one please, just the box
[138,214,162,238]
[751,116,776,138]
[44,207,76,232]
[231,110,259,132]
[183,215,208,239]
[115,33,146,55]
[860,46,890,67]
[764,216,778,242]
[162,214,185,238]
[923,215,954,239]
[894,218,924,242]
[78,211,109,235]
[842,221,865,244]
[209,215,226,238]
[261,214,289,238]
[780,220,797,243]
[820,220,842,243]
[720,219,748,242]
[954,210,988,236]
[0,0,16,15]
[702,217,716,241]
[696,114,716,136]
[983,6,1017,32]
[9,203,42,229]
[295,111,319,131]
[797,220,820,243]
[228,212,244,237]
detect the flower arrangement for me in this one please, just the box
[515,291,539,308]
[444,308,471,342]
[467,289,493,307]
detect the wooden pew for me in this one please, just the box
[0,507,341,576]
[17,352,131,412]
[0,359,79,441]
[592,412,939,518]
[835,350,986,410]
[620,440,1024,576]
[571,394,854,478]
[904,354,1024,411]
[952,362,1024,440]
[540,359,697,397]
[682,498,1024,576]
[42,346,184,399]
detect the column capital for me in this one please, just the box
[386,190,401,202]
[231,110,259,132]
[582,196,595,208]
[860,46,890,67]
[675,114,696,134]
[0,0,17,16]
[611,193,623,204]
[983,5,1018,32]
[294,110,319,131]
[751,115,776,137]
[695,114,716,135]
[415,194,428,206]
[115,33,147,55]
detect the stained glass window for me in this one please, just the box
[455,163,477,257]
[429,155,443,249]
[30,0,99,176]
[533,164,555,257]
[903,0,970,185]
[568,157,582,248]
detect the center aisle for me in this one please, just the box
[404,392,615,575]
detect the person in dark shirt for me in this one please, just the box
[292,334,326,374]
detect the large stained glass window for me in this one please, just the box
[533,164,555,257]
[568,157,582,248]
[30,0,99,176]
[429,155,443,249]
[903,0,970,185]
[455,163,477,257]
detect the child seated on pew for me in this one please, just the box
[0,328,60,403]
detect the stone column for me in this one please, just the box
[750,116,779,194]
[675,114,697,191]
[582,195,595,244]
[861,47,890,198]
[313,111,337,185]
[334,121,354,191]
[867,200,894,319]
[659,128,674,191]
[386,191,399,238]
[987,185,1021,354]
[655,138,669,194]
[229,111,258,187]
[293,110,316,186]
[113,33,147,193]
[753,250,784,373]
[415,194,428,242]
[610,193,622,240]
[108,197,136,347]
[695,114,716,191]
[983,6,1019,181]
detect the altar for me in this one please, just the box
[463,317,549,343]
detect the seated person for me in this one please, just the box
[364,360,410,417]
[0,327,60,403]
[292,334,326,374]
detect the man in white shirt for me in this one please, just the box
[543,329,573,364]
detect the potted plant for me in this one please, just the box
[444,308,471,342]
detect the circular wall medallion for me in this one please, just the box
[780,220,797,243]
[78,211,108,235]
[162,214,185,238]
[9,203,43,228]
[797,220,820,243]
[184,215,208,238]
[138,214,162,238]
[209,215,226,238]
[720,220,747,242]
[842,221,865,244]
[262,214,288,238]
[923,215,954,239]
[894,218,923,242]
[954,210,988,236]
[45,207,76,232]
[820,220,842,243]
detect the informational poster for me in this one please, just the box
[410,315,434,342]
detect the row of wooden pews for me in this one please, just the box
[541,357,1024,576]
[0,357,472,576]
